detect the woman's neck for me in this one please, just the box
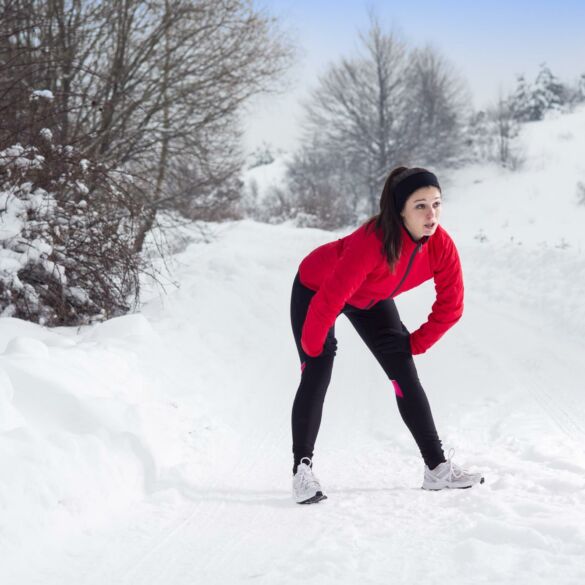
[401,220,420,243]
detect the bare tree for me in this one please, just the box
[493,94,522,169]
[464,94,522,169]
[290,15,469,222]
[285,141,358,229]
[0,0,294,325]
[1,0,294,230]
[404,44,470,166]
[303,18,410,213]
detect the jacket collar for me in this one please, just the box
[401,221,430,246]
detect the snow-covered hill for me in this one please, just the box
[1,107,585,584]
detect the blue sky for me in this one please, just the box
[243,0,585,153]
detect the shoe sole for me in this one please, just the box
[296,491,328,504]
[422,477,485,491]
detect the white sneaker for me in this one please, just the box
[422,449,484,490]
[292,457,328,504]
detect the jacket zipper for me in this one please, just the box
[388,239,424,298]
[364,237,427,309]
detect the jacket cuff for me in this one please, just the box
[409,333,425,356]
[301,336,322,358]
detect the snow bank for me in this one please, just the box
[0,313,235,581]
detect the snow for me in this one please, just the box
[67,286,90,304]
[31,90,55,101]
[0,144,43,171]
[444,106,585,252]
[40,128,53,142]
[242,152,292,201]
[1,108,585,584]
[76,181,89,196]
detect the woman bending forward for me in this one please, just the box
[290,166,484,504]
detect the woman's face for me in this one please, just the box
[400,186,442,240]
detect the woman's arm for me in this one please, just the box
[301,224,380,357]
[409,231,464,355]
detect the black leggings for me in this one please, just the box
[290,271,445,473]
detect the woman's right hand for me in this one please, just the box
[301,335,323,358]
[301,330,337,358]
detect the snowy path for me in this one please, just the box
[11,222,584,585]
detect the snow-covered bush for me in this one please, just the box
[246,143,276,170]
[0,131,144,325]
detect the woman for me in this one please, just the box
[290,166,484,504]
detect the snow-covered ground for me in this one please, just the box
[2,107,585,584]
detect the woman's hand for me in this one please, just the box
[301,336,322,357]
[301,332,338,358]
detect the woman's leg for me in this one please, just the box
[343,299,446,469]
[290,272,338,474]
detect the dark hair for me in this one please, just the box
[363,165,410,274]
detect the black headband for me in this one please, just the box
[393,169,441,213]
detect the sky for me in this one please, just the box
[242,0,585,154]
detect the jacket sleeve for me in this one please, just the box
[409,231,464,355]
[301,225,380,357]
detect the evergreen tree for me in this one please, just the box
[532,63,567,117]
[509,74,537,122]
[510,65,569,122]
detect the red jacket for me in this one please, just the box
[298,221,464,357]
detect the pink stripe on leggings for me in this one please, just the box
[391,379,404,398]
[301,361,306,373]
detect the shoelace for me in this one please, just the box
[444,448,471,480]
[296,458,320,491]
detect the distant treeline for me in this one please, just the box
[243,17,585,230]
